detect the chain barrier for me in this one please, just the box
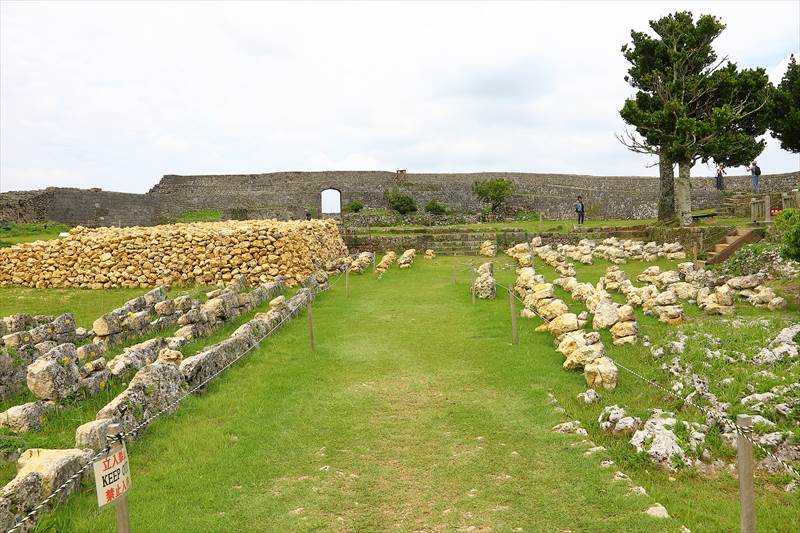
[6,271,345,533]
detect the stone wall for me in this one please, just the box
[0,187,159,227]
[150,171,799,221]
[2,170,797,226]
[0,190,53,224]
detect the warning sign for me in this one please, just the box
[93,441,131,507]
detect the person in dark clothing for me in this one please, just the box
[575,196,585,225]
[715,163,726,190]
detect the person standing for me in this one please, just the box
[715,163,726,190]
[748,161,761,193]
[575,196,585,225]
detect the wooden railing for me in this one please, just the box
[750,195,770,223]
[781,190,799,210]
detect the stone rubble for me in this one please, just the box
[598,405,641,437]
[472,262,496,300]
[629,409,707,471]
[375,251,397,273]
[479,240,497,257]
[0,219,347,289]
[348,251,375,273]
[398,249,416,269]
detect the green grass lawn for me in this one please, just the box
[0,223,70,248]
[159,209,223,224]
[356,214,755,236]
[0,257,790,532]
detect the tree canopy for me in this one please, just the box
[768,55,800,153]
[472,178,514,214]
[619,11,770,226]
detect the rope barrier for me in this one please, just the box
[495,262,799,480]
[6,271,345,533]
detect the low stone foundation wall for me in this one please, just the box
[0,272,325,532]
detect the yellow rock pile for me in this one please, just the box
[0,219,348,289]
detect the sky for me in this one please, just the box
[1,1,798,194]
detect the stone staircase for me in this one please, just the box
[705,227,765,264]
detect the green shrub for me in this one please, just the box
[386,189,417,215]
[424,200,447,215]
[775,208,800,261]
[344,200,365,213]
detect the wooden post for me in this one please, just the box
[763,194,770,223]
[471,267,476,305]
[538,213,543,233]
[107,423,131,533]
[736,414,756,533]
[692,243,698,262]
[345,266,350,298]
[307,301,315,352]
[509,287,519,345]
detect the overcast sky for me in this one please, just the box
[1,1,798,193]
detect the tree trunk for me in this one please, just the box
[658,153,676,222]
[675,160,693,226]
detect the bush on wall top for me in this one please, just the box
[424,200,448,215]
[344,200,365,213]
[386,189,417,215]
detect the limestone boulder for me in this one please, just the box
[654,291,677,306]
[548,313,580,337]
[75,418,115,452]
[564,343,604,370]
[539,299,569,321]
[0,401,53,432]
[617,304,635,322]
[655,270,681,289]
[15,447,94,499]
[154,300,175,316]
[592,299,620,330]
[80,368,111,396]
[96,362,183,436]
[610,320,637,339]
[584,356,618,390]
[656,305,685,325]
[768,297,787,311]
[26,344,81,401]
[670,282,697,300]
[727,275,760,290]
[478,240,497,257]
[92,312,123,337]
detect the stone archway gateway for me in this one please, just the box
[320,188,342,215]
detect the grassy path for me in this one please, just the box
[32,257,796,531]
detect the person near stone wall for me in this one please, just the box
[575,196,585,225]
[748,161,761,193]
[715,163,726,190]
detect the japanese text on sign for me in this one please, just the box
[93,442,131,508]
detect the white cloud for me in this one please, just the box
[1,0,798,193]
